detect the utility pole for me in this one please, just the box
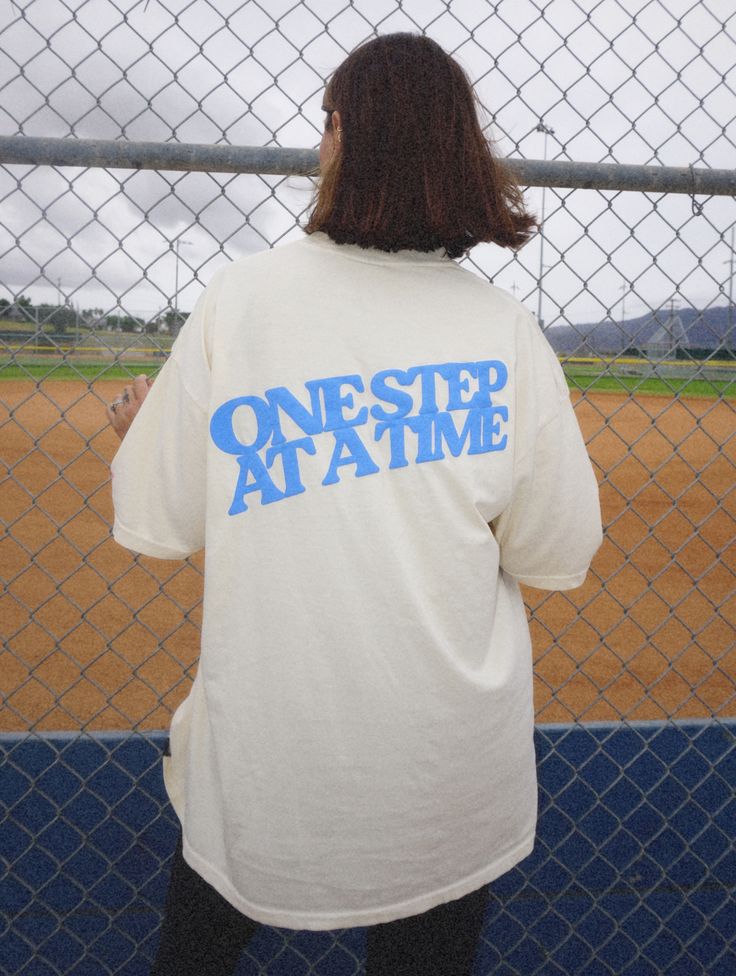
[536,121,554,330]
[173,237,193,338]
[619,282,626,327]
[724,226,734,356]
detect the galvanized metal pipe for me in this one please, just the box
[0,136,320,177]
[0,135,734,196]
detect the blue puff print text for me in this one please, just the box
[209,360,510,515]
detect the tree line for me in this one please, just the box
[0,297,187,334]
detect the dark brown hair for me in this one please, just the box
[304,33,536,258]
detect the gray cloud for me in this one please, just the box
[0,0,733,323]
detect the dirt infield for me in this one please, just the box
[1,379,734,731]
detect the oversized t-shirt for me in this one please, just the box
[110,231,602,931]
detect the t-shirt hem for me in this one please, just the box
[180,832,535,932]
[112,521,195,561]
[508,569,589,590]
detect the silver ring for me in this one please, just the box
[110,399,124,413]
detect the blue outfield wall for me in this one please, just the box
[2,721,735,976]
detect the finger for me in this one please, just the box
[105,404,126,440]
[132,374,150,401]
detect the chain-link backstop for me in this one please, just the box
[1,1,734,974]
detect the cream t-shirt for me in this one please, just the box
[111,231,602,930]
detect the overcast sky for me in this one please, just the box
[0,0,734,327]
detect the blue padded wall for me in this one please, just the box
[2,721,735,975]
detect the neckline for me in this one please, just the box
[304,231,453,265]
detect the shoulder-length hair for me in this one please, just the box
[304,33,536,259]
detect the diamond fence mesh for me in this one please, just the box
[1,1,735,974]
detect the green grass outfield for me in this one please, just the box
[0,362,161,382]
[564,370,735,399]
[1,360,734,398]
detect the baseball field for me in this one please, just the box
[1,378,734,731]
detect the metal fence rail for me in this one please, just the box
[1,1,734,973]
[2,134,736,195]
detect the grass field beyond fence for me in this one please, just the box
[2,317,734,397]
[1,360,734,398]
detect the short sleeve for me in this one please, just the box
[491,320,602,590]
[110,280,218,560]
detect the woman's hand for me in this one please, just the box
[106,373,154,441]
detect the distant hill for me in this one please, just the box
[547,304,735,356]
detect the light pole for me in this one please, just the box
[724,226,734,356]
[619,280,628,349]
[619,281,627,326]
[536,121,554,329]
[173,237,193,337]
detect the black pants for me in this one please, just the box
[151,835,488,976]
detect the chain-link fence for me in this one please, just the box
[1,1,735,974]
